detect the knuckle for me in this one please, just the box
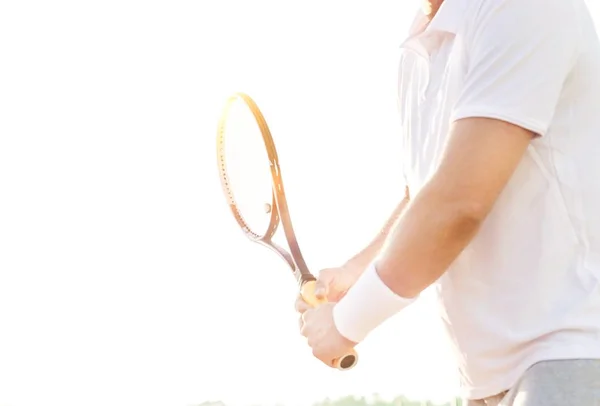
[294,296,303,311]
[295,296,309,313]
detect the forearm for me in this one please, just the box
[333,179,485,343]
[376,180,483,298]
[346,186,410,270]
[332,108,533,345]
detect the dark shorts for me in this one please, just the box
[467,359,600,406]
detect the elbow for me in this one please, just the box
[451,201,487,233]
[378,199,487,299]
[441,200,488,243]
[395,202,484,297]
[461,198,488,219]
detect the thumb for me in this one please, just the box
[314,269,335,300]
[313,281,327,301]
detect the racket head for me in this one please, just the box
[216,93,280,241]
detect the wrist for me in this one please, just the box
[343,253,374,274]
[332,262,417,343]
[341,259,366,276]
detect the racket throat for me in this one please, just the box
[298,272,316,287]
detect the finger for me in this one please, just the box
[314,269,335,300]
[301,307,315,322]
[313,281,328,301]
[300,308,317,337]
[300,315,309,338]
[328,289,348,303]
[295,295,312,314]
[311,346,333,368]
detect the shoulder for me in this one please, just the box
[465,0,583,34]
[458,0,584,69]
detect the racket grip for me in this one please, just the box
[300,280,359,371]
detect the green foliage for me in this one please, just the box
[311,395,463,406]
[196,395,464,406]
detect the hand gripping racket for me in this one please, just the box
[216,92,358,371]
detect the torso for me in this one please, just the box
[397,0,600,399]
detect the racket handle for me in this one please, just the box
[300,280,359,371]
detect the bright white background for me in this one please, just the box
[0,2,597,406]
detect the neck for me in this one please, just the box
[422,0,443,20]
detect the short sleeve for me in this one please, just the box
[451,0,581,136]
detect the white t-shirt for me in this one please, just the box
[397,0,600,399]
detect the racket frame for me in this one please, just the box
[217,92,315,288]
[216,92,357,371]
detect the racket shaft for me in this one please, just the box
[300,281,359,371]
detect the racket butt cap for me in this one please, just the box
[334,351,358,371]
[301,280,360,371]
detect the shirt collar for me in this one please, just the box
[400,0,468,55]
[425,0,469,35]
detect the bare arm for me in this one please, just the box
[377,118,532,298]
[375,0,578,297]
[311,117,535,351]
[327,0,578,346]
[345,185,410,270]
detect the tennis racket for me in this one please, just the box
[216,92,358,371]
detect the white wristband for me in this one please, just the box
[332,262,417,343]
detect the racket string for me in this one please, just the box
[216,94,277,240]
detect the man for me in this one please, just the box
[295,0,600,405]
